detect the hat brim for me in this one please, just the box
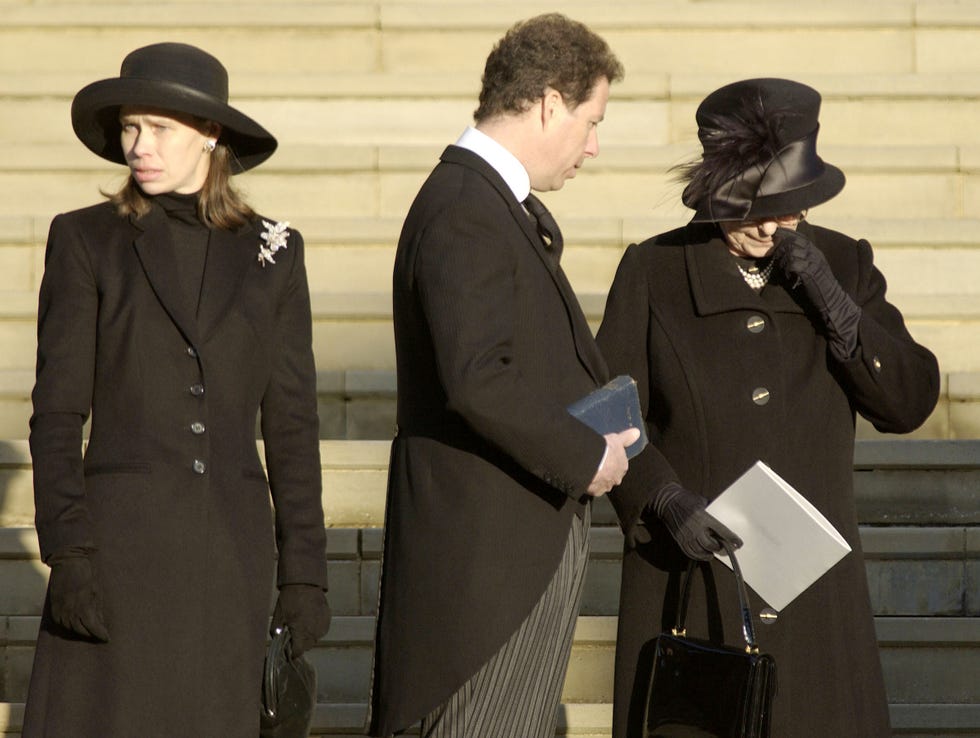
[71,77,277,173]
[689,164,845,223]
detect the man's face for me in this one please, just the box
[533,77,610,192]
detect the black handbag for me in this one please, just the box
[643,542,777,738]
[260,626,317,738]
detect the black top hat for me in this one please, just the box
[681,78,845,223]
[71,42,276,173]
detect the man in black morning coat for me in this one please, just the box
[368,14,633,738]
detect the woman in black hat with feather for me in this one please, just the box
[598,78,940,737]
[24,43,330,737]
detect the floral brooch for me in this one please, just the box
[258,220,290,267]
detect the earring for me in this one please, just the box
[203,140,216,153]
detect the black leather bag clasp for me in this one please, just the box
[643,542,777,738]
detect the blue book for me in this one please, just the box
[567,375,649,459]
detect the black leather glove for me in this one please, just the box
[47,552,110,642]
[651,483,743,561]
[772,227,862,361]
[271,584,332,657]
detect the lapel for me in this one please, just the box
[131,206,200,348]
[197,221,256,342]
[440,146,607,384]
[131,205,257,348]
[685,223,804,318]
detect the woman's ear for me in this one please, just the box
[204,120,222,141]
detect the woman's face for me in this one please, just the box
[720,214,802,258]
[119,107,218,195]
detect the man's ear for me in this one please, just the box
[540,87,565,128]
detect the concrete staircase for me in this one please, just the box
[0,439,978,736]
[0,0,978,735]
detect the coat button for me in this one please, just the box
[190,422,206,435]
[752,387,770,405]
[189,383,205,397]
[186,346,198,358]
[872,356,882,372]
[192,459,206,474]
[746,315,766,333]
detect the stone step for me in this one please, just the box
[0,616,976,734]
[8,154,980,222]
[0,289,976,374]
[3,2,980,87]
[1,439,978,529]
[0,522,976,619]
[5,220,980,297]
[0,368,977,442]
[0,700,975,737]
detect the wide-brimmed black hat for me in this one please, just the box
[71,42,276,173]
[681,78,845,223]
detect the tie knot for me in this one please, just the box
[524,193,547,220]
[523,193,563,267]
[524,195,559,241]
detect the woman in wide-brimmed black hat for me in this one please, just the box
[25,42,330,737]
[597,78,940,737]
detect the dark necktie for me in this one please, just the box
[523,193,564,267]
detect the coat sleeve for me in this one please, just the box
[831,239,940,433]
[29,214,99,562]
[595,243,681,534]
[413,200,607,498]
[260,229,328,589]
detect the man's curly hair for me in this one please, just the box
[474,13,624,122]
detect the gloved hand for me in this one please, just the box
[271,584,332,657]
[772,227,862,361]
[47,552,110,641]
[651,483,743,561]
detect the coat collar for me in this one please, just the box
[130,204,256,348]
[684,222,804,317]
[440,145,608,384]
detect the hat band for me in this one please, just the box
[706,128,826,221]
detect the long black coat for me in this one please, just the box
[24,201,327,738]
[597,221,939,738]
[369,146,609,736]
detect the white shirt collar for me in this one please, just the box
[454,126,531,203]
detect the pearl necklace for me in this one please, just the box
[737,259,774,290]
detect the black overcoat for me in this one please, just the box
[24,201,327,738]
[369,146,610,736]
[597,221,939,738]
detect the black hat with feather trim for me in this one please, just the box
[680,78,845,223]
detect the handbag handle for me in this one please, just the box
[672,540,759,654]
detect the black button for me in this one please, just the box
[189,384,205,397]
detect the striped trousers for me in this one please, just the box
[420,505,591,738]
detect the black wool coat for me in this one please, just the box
[597,221,939,738]
[369,146,609,736]
[24,201,327,738]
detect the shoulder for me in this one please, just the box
[803,222,873,274]
[623,224,700,265]
[49,201,123,233]
[248,214,305,262]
